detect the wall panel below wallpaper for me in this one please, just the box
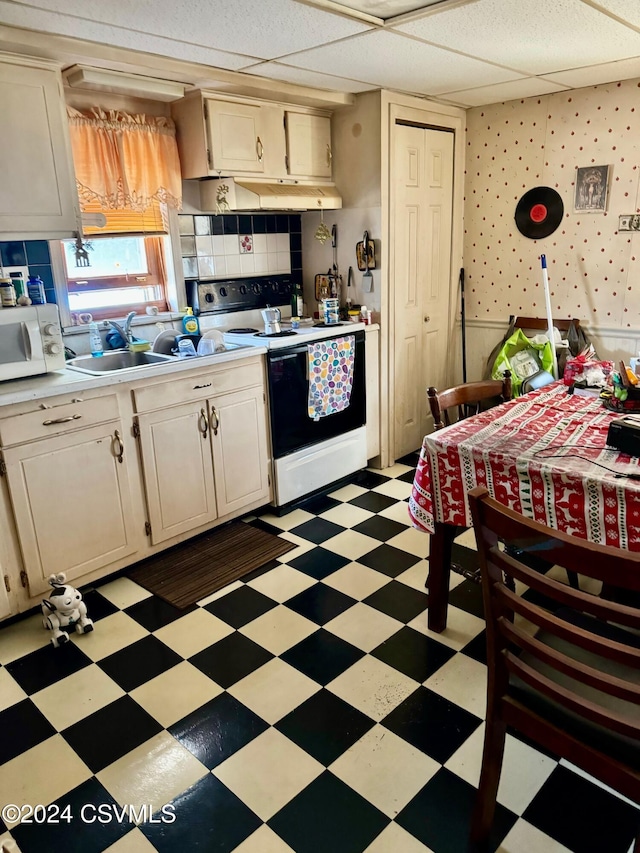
[459,318,640,384]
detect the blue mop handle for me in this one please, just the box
[540,254,558,379]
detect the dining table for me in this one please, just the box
[408,381,640,632]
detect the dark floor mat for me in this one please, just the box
[127,521,295,608]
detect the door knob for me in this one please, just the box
[424,316,431,323]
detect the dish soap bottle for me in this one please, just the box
[89,322,103,358]
[182,307,200,335]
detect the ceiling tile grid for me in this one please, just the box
[392,0,640,75]
[11,0,373,60]
[277,29,523,96]
[4,0,640,105]
[463,79,640,329]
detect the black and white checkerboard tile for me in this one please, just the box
[0,456,638,853]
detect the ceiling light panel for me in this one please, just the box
[393,0,640,75]
[284,29,525,94]
[63,66,185,101]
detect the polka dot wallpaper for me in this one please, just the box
[464,78,640,329]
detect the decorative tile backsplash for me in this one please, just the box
[179,213,302,281]
[0,240,56,303]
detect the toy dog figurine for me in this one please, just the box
[41,573,94,648]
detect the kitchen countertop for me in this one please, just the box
[0,345,266,409]
[0,322,380,409]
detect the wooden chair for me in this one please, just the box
[428,372,512,431]
[468,487,640,852]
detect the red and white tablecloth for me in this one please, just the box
[408,382,640,550]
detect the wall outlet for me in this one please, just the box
[618,215,640,231]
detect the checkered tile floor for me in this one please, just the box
[1,456,638,853]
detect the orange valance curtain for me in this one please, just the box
[67,106,182,213]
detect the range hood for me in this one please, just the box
[199,177,342,212]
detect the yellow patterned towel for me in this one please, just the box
[308,335,355,420]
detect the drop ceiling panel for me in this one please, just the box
[10,0,373,60]
[282,29,525,95]
[393,0,640,75]
[589,0,640,29]
[0,1,254,69]
[544,56,640,87]
[243,62,377,93]
[441,77,568,108]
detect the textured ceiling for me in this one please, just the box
[3,0,640,106]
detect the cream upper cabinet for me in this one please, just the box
[173,93,286,179]
[0,54,79,239]
[0,398,139,597]
[205,100,266,174]
[285,112,332,179]
[173,92,332,182]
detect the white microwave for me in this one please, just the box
[0,304,65,381]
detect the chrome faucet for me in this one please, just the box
[106,312,136,347]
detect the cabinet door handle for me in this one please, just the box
[113,429,124,463]
[199,408,208,440]
[43,414,82,425]
[256,136,264,162]
[193,382,212,390]
[210,406,219,436]
[326,143,332,167]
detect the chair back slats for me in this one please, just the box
[428,373,512,431]
[495,582,640,668]
[468,486,640,847]
[475,496,640,594]
[489,547,640,628]
[503,652,640,741]
[500,616,640,707]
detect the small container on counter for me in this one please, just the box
[9,272,26,300]
[27,275,46,305]
[0,278,16,307]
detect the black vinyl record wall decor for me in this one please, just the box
[515,187,564,239]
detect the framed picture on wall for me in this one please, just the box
[574,165,610,213]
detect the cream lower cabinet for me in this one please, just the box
[137,400,218,545]
[135,359,271,545]
[2,419,139,597]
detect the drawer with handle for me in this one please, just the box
[0,395,121,447]
[133,360,264,413]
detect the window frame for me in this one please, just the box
[50,211,184,331]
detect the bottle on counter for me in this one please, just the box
[27,275,46,305]
[290,282,304,318]
[0,278,16,307]
[89,322,104,358]
[182,307,200,335]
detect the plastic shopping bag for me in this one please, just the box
[490,328,554,397]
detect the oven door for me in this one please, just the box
[267,330,366,459]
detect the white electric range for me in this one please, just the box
[222,320,366,349]
[189,276,369,506]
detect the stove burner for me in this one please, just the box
[313,321,349,327]
[254,330,298,338]
[226,327,259,334]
